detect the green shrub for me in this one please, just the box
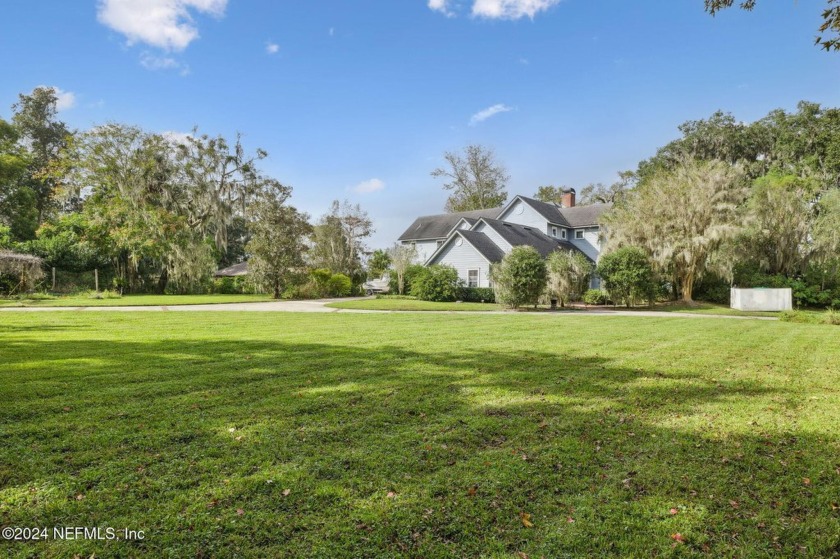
[213,276,254,295]
[327,273,352,297]
[583,289,608,305]
[389,264,426,295]
[459,287,496,303]
[596,247,656,308]
[490,246,547,309]
[694,276,731,304]
[410,265,461,302]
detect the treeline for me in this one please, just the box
[596,102,840,308]
[0,87,373,297]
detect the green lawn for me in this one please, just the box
[0,294,274,307]
[327,298,501,311]
[1,313,839,558]
[633,302,783,318]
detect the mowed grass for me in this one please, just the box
[0,294,274,307]
[1,313,839,558]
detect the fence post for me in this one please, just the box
[52,267,56,291]
[95,269,99,293]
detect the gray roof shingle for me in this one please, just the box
[214,261,249,277]
[457,230,507,263]
[397,207,503,241]
[480,218,588,259]
[514,196,610,228]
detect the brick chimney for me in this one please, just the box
[560,188,576,208]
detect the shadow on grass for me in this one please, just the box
[1,336,838,558]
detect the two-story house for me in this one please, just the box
[396,190,609,289]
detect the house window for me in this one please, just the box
[560,229,567,240]
[575,230,585,240]
[551,227,557,238]
[467,269,479,288]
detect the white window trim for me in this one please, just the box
[551,227,557,238]
[560,229,567,240]
[467,268,480,288]
[575,230,585,240]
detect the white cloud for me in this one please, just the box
[139,52,190,74]
[97,0,228,51]
[353,178,386,194]
[266,42,279,54]
[469,104,513,126]
[428,0,455,17]
[471,0,561,18]
[429,0,561,19]
[329,27,335,36]
[52,87,77,112]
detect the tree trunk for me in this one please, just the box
[681,273,696,305]
[273,279,281,299]
[157,267,169,294]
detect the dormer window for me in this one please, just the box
[575,230,585,240]
[551,227,557,238]
[561,229,567,240]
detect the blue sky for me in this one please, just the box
[2,0,839,248]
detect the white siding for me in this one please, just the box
[497,199,550,234]
[570,227,601,262]
[429,237,492,288]
[471,222,513,252]
[406,240,441,264]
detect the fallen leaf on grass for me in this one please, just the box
[517,552,529,559]
[386,491,396,499]
[669,508,679,515]
[75,494,84,501]
[282,489,291,497]
[467,486,477,497]
[566,517,575,523]
[520,512,534,528]
[236,508,244,516]
[729,500,740,509]
[671,533,685,544]
[803,478,811,486]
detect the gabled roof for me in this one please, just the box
[479,218,587,259]
[397,207,503,241]
[457,230,506,263]
[502,195,611,229]
[426,218,592,267]
[558,202,611,228]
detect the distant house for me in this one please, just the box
[214,261,249,277]
[396,190,610,289]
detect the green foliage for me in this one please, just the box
[326,273,352,297]
[367,249,391,279]
[21,213,109,272]
[597,247,656,308]
[246,192,312,299]
[693,275,732,305]
[490,246,548,309]
[212,276,255,295]
[0,225,13,250]
[307,268,353,297]
[389,263,426,295]
[583,289,609,305]
[740,172,819,276]
[604,158,747,302]
[409,265,462,302]
[458,286,496,303]
[432,144,509,212]
[546,250,593,306]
